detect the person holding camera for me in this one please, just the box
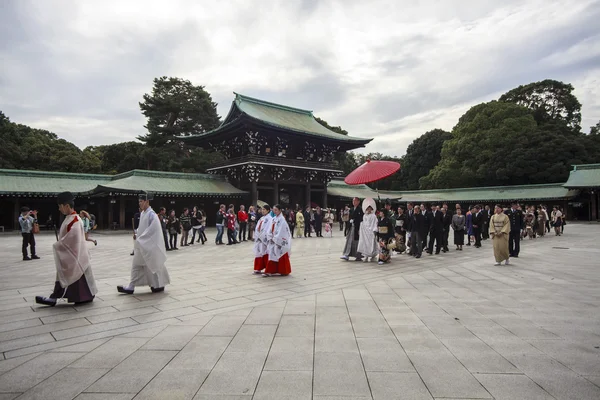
[19,207,40,261]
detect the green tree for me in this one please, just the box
[399,129,451,189]
[84,142,147,174]
[315,116,349,135]
[0,111,100,173]
[138,77,221,150]
[499,79,582,131]
[590,121,600,135]
[420,101,591,189]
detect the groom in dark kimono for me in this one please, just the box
[340,197,364,261]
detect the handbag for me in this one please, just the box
[32,223,40,234]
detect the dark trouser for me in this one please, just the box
[180,229,190,246]
[422,232,428,251]
[227,228,236,244]
[162,229,169,250]
[410,232,422,256]
[482,223,489,239]
[442,229,449,250]
[169,233,178,249]
[50,274,93,303]
[304,223,311,237]
[248,222,255,240]
[191,228,205,244]
[339,220,344,231]
[238,222,247,241]
[474,227,482,247]
[545,220,551,233]
[22,233,36,257]
[428,230,442,253]
[216,225,224,244]
[509,231,520,256]
[315,224,322,237]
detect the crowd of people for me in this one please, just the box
[24,191,568,307]
[339,197,567,267]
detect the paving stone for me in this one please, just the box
[357,338,414,372]
[197,351,267,396]
[133,366,209,400]
[244,307,283,325]
[276,315,315,337]
[474,373,554,400]
[197,315,247,336]
[51,338,110,353]
[440,338,519,373]
[142,325,203,350]
[313,352,371,397]
[0,352,41,374]
[168,336,231,370]
[74,394,134,400]
[253,370,312,400]
[367,371,432,399]
[85,350,176,393]
[70,337,149,368]
[264,336,314,371]
[14,367,109,400]
[0,352,82,392]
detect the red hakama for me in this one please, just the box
[264,253,292,276]
[254,254,269,271]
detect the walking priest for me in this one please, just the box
[118,191,170,294]
[35,192,98,306]
[489,204,511,266]
[264,204,292,277]
[253,205,272,274]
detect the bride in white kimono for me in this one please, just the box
[35,192,98,306]
[264,204,292,277]
[253,205,273,274]
[118,192,170,294]
[357,198,378,262]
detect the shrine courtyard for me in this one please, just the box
[0,224,599,400]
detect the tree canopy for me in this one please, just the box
[499,79,582,131]
[420,101,594,189]
[398,128,451,190]
[138,77,221,147]
[315,116,348,135]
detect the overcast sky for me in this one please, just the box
[1,0,599,157]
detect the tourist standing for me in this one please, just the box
[482,205,491,240]
[341,197,363,261]
[215,204,226,245]
[441,207,452,252]
[427,205,443,255]
[357,199,378,262]
[179,208,192,247]
[264,204,292,277]
[35,192,97,306]
[314,206,323,237]
[505,202,523,257]
[166,210,180,250]
[465,207,473,246]
[410,206,426,258]
[551,206,563,236]
[303,206,312,237]
[189,206,205,245]
[248,206,256,241]
[118,192,170,294]
[226,208,237,245]
[238,205,248,242]
[342,206,350,235]
[79,210,97,246]
[252,205,272,274]
[472,205,483,248]
[19,206,39,261]
[159,207,170,251]
[490,204,511,266]
[452,208,465,250]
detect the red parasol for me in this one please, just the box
[344,159,401,185]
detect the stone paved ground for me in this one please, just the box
[0,223,599,400]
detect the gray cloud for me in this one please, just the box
[0,0,598,157]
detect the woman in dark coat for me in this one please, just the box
[451,208,466,250]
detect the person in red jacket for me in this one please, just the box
[237,205,249,242]
[226,208,238,245]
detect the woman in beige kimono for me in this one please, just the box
[295,208,305,238]
[536,207,546,237]
[489,204,510,266]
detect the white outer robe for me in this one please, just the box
[53,212,98,294]
[253,214,272,258]
[357,212,378,257]
[131,206,170,288]
[267,213,292,262]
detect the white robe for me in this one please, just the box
[357,213,378,257]
[267,213,292,262]
[253,214,272,258]
[130,206,170,288]
[53,212,98,294]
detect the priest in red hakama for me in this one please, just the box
[263,204,292,277]
[253,205,272,274]
[35,192,98,306]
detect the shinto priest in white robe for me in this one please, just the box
[49,211,98,302]
[253,213,272,272]
[264,212,292,275]
[129,206,171,288]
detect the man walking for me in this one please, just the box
[19,207,40,261]
[118,192,170,295]
[427,205,443,254]
[441,207,452,252]
[505,202,523,258]
[238,205,248,241]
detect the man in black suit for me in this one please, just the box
[427,205,444,254]
[422,204,432,251]
[472,205,484,248]
[410,205,426,258]
[505,202,524,257]
[441,206,452,252]
[482,205,491,240]
[405,203,414,255]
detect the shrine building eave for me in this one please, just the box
[180,93,373,151]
